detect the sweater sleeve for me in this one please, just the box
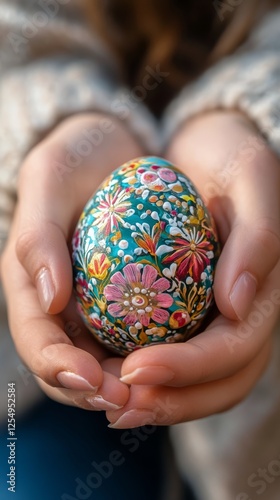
[0,0,160,253]
[162,7,280,156]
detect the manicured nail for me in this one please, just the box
[56,371,98,392]
[36,268,55,313]
[108,409,156,429]
[229,272,257,320]
[85,395,123,411]
[120,366,174,385]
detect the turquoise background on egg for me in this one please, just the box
[72,156,219,356]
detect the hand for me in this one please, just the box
[1,113,144,411]
[106,110,280,428]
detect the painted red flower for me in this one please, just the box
[72,229,80,249]
[163,227,213,282]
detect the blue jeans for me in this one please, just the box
[0,397,196,500]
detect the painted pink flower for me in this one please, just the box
[104,263,173,327]
[139,166,177,192]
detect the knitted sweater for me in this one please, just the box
[1,3,280,499]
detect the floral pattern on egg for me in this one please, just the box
[72,156,220,356]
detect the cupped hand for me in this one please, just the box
[166,111,280,321]
[106,110,280,428]
[1,113,144,411]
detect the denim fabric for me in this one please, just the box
[0,397,195,500]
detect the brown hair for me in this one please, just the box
[83,0,280,115]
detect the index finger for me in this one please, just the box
[1,235,104,391]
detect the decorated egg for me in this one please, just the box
[72,156,220,356]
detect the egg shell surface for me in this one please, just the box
[72,156,220,356]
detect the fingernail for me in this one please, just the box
[57,371,98,392]
[36,268,55,313]
[229,272,257,320]
[85,395,123,411]
[120,366,174,385]
[108,409,156,429]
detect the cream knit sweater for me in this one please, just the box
[1,2,280,499]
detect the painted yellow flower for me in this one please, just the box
[88,252,111,280]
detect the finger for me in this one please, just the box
[2,244,104,391]
[36,370,130,411]
[119,264,280,386]
[75,370,129,410]
[15,145,104,315]
[101,357,124,378]
[15,115,143,314]
[107,340,271,428]
[15,146,82,315]
[214,146,280,320]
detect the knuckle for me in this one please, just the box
[24,343,67,384]
[15,230,39,265]
[19,146,54,191]
[254,218,280,259]
[188,341,211,383]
